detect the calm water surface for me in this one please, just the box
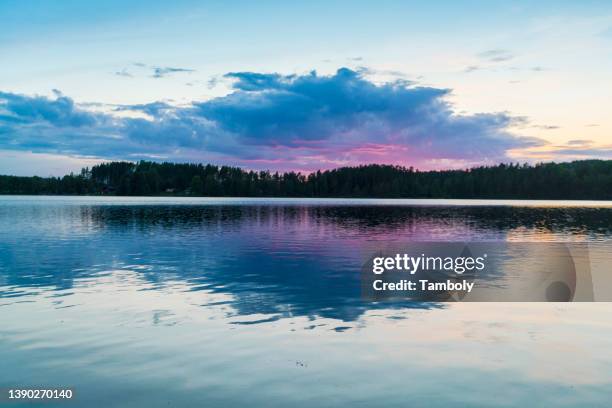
[1,196,612,407]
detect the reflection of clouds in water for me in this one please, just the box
[6,276,611,388]
[360,303,612,386]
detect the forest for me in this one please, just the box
[1,159,612,199]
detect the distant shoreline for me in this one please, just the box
[2,159,612,200]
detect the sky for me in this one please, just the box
[1,0,611,176]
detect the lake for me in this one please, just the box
[1,196,612,407]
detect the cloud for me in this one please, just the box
[0,90,99,128]
[114,68,133,77]
[532,124,560,130]
[118,63,195,79]
[464,65,480,73]
[566,139,593,146]
[207,76,220,89]
[478,49,514,63]
[114,101,176,116]
[518,139,612,161]
[151,66,195,78]
[464,49,520,73]
[552,147,612,158]
[0,68,544,171]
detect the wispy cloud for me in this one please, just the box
[478,48,514,62]
[462,49,517,73]
[114,68,133,77]
[532,124,560,130]
[518,139,612,161]
[207,76,220,89]
[114,63,195,79]
[478,49,514,63]
[566,139,593,146]
[463,51,547,76]
[151,66,195,78]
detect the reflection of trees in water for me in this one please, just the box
[81,205,612,237]
[2,205,612,322]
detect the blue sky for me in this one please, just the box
[1,0,611,175]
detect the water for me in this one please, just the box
[1,196,612,407]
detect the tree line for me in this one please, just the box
[1,159,612,199]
